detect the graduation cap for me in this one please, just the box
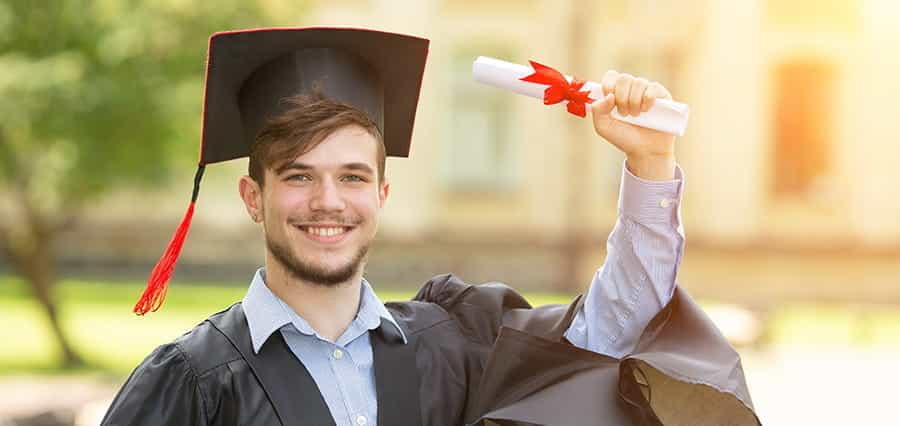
[133,27,429,315]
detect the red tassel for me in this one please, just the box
[133,202,197,315]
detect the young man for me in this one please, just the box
[103,28,757,425]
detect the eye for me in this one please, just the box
[341,174,366,183]
[286,174,312,182]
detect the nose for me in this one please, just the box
[309,178,346,212]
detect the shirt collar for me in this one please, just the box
[242,268,407,354]
[359,278,408,344]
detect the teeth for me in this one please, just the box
[305,227,347,237]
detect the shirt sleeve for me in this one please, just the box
[102,343,209,425]
[564,160,685,358]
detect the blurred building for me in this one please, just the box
[55,0,900,298]
[320,0,900,246]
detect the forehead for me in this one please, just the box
[288,125,379,169]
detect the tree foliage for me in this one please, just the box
[0,0,290,367]
[0,1,270,212]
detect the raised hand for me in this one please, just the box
[590,71,677,180]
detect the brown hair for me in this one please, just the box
[248,93,385,186]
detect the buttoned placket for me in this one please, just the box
[326,342,356,424]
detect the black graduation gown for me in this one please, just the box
[102,274,760,425]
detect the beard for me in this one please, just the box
[265,232,370,287]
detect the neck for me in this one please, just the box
[263,256,363,343]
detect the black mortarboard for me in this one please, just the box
[133,27,429,314]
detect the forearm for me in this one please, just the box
[626,152,676,181]
[564,161,685,358]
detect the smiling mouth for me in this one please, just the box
[295,225,355,242]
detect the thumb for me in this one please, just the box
[590,93,615,116]
[590,93,616,135]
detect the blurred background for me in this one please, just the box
[2,0,900,424]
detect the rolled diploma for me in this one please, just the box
[472,56,689,136]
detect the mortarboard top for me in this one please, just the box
[133,27,430,315]
[202,27,429,163]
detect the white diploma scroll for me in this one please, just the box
[472,56,690,136]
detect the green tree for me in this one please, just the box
[0,0,279,368]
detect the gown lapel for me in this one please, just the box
[371,317,422,426]
[210,304,335,426]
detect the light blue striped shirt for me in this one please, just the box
[242,160,685,425]
[242,272,405,426]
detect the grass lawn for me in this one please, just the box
[0,276,574,378]
[5,275,900,381]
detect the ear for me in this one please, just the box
[238,175,263,223]
[378,179,390,209]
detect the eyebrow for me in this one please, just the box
[275,161,375,175]
[275,162,313,175]
[343,162,376,175]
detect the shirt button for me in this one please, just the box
[332,349,343,360]
[659,198,672,208]
[356,415,367,425]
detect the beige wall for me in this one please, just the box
[84,0,900,253]
[310,0,900,249]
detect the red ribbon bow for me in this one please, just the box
[520,60,595,117]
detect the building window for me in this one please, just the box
[771,59,835,198]
[441,45,518,193]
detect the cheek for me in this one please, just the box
[264,189,308,219]
[350,193,381,220]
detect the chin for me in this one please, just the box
[268,235,369,287]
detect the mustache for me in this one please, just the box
[289,214,364,226]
